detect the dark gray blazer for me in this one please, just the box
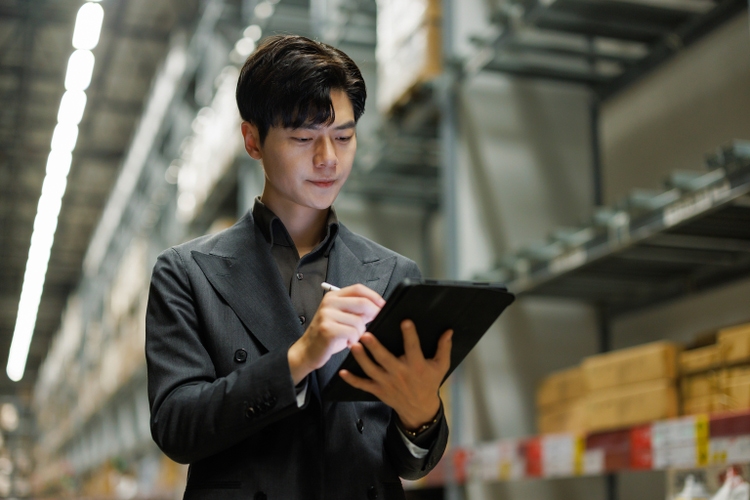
[145,211,448,500]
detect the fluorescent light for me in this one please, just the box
[234,38,256,57]
[72,2,104,50]
[64,50,95,91]
[7,166,69,382]
[57,90,88,125]
[243,25,262,42]
[50,123,79,153]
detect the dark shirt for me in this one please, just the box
[252,197,339,328]
[251,197,441,449]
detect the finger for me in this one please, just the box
[360,333,401,372]
[350,342,388,379]
[433,329,453,374]
[338,284,386,308]
[325,296,382,322]
[315,317,363,347]
[401,320,424,363]
[339,369,380,396]
[321,309,368,336]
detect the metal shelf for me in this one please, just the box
[479,141,750,317]
[467,0,747,98]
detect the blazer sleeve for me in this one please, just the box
[382,258,450,479]
[145,248,302,464]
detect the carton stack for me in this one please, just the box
[715,322,750,413]
[582,341,681,432]
[536,367,587,434]
[680,342,721,415]
[679,322,750,415]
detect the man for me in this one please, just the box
[146,35,451,499]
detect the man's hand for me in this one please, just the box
[287,284,385,385]
[339,320,453,431]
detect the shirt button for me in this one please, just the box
[296,272,303,280]
[234,349,247,363]
[299,315,306,325]
[356,418,364,434]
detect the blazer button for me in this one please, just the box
[245,406,256,420]
[254,492,267,500]
[367,485,378,500]
[234,349,248,363]
[299,315,306,325]
[356,418,364,434]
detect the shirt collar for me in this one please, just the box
[252,197,339,256]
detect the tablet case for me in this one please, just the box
[322,278,515,402]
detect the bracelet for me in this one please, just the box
[399,414,439,439]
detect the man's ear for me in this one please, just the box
[241,121,263,160]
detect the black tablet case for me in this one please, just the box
[322,278,515,402]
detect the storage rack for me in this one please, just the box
[477,141,750,318]
[404,410,750,489]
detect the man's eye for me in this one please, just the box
[293,137,312,142]
[337,136,353,142]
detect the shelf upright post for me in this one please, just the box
[440,0,465,498]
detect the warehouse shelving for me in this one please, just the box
[404,409,750,488]
[476,141,750,318]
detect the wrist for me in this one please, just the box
[397,397,441,432]
[287,340,314,385]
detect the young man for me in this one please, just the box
[146,35,451,499]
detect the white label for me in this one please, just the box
[583,449,605,475]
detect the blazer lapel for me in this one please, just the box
[191,215,302,354]
[317,229,398,389]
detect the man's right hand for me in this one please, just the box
[287,284,385,385]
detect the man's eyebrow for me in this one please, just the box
[295,120,356,131]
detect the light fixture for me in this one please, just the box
[50,123,79,153]
[8,1,102,382]
[243,24,262,42]
[57,90,88,125]
[64,50,95,91]
[72,2,104,50]
[234,38,256,58]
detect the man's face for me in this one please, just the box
[242,90,357,213]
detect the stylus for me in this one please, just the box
[320,282,340,292]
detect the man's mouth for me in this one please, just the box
[309,180,336,188]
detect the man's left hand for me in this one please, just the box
[339,320,452,431]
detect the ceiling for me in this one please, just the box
[0,0,200,397]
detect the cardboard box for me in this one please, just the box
[718,323,750,364]
[582,341,680,392]
[538,400,586,434]
[683,395,714,415]
[585,379,679,432]
[680,345,720,374]
[536,367,585,409]
[681,372,720,400]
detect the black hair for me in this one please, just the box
[236,34,367,145]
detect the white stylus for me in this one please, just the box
[320,282,340,292]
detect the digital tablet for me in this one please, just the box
[322,278,515,402]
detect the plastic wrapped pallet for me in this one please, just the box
[376,0,441,114]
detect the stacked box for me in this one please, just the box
[536,367,586,434]
[680,344,721,415]
[582,341,681,432]
[376,0,441,114]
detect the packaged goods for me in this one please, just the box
[537,400,586,434]
[680,345,720,374]
[681,372,720,400]
[585,379,679,432]
[536,367,585,409]
[718,323,750,364]
[582,341,680,391]
[682,395,714,415]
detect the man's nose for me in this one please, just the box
[313,137,338,168]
